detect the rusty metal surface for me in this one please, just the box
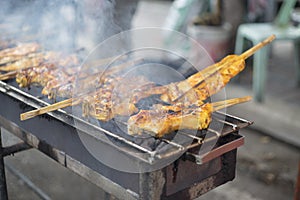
[162,149,237,200]
[165,157,222,196]
[193,135,244,164]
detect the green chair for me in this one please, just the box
[235,0,300,102]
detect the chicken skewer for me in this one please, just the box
[0,54,24,65]
[0,42,40,58]
[13,55,136,93]
[0,71,18,81]
[19,36,274,122]
[133,35,275,104]
[127,96,251,137]
[162,35,275,103]
[14,54,80,89]
[0,51,78,72]
[174,56,245,106]
[42,59,143,99]
[81,75,155,121]
[0,48,52,66]
[0,53,79,84]
[20,75,153,121]
[20,60,147,121]
[0,54,44,72]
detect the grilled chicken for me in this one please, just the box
[128,96,251,137]
[42,59,142,99]
[0,43,40,58]
[82,75,154,121]
[20,36,274,126]
[174,57,245,105]
[15,54,79,88]
[128,103,212,137]
[132,35,275,106]
[0,51,64,72]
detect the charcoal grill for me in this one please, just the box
[0,0,258,198]
[0,77,252,200]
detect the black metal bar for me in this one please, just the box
[0,128,8,200]
[2,142,32,157]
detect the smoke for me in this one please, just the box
[0,0,138,55]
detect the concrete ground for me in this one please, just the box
[2,0,300,200]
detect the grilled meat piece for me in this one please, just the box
[0,54,23,65]
[0,51,62,71]
[128,96,251,137]
[0,42,40,58]
[132,35,275,105]
[16,54,79,88]
[0,55,44,72]
[16,63,56,87]
[128,103,213,137]
[174,57,245,105]
[42,59,142,99]
[82,75,153,121]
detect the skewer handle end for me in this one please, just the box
[20,110,39,121]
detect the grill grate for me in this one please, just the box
[0,80,252,164]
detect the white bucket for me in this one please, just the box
[187,23,232,61]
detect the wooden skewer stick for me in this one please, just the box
[170,35,275,103]
[0,71,17,81]
[20,98,82,121]
[239,34,275,60]
[212,96,252,111]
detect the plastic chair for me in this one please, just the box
[235,0,300,102]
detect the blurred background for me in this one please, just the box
[0,0,300,199]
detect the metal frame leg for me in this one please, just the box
[0,128,8,200]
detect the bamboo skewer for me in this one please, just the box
[170,34,276,102]
[239,34,275,60]
[20,98,82,121]
[0,43,40,59]
[212,96,252,111]
[0,71,17,81]
[0,55,23,65]
[0,55,44,72]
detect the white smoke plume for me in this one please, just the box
[0,0,138,55]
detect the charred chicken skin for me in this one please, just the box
[128,96,251,137]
